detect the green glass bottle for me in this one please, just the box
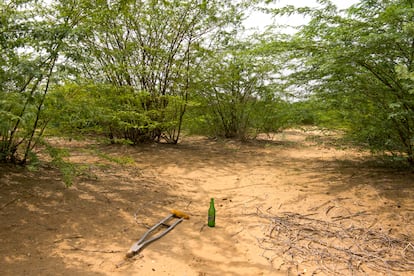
[208,198,216,227]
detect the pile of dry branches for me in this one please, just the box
[256,206,414,275]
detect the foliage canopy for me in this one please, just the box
[272,0,414,164]
[1,0,414,169]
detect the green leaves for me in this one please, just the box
[50,0,254,143]
[186,28,286,139]
[279,0,414,165]
[0,0,79,164]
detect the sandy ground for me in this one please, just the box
[1,129,413,275]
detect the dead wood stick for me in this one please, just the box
[0,198,18,210]
[331,211,368,221]
[68,246,122,254]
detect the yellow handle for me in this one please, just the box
[171,209,190,219]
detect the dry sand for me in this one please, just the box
[1,129,413,275]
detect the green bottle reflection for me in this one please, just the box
[208,198,216,227]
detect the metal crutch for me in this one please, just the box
[126,209,190,258]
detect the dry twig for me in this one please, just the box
[256,209,414,275]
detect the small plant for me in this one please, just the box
[94,151,135,166]
[43,141,76,187]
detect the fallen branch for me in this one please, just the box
[0,198,18,210]
[68,246,122,254]
[256,210,414,275]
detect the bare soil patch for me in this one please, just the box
[1,129,413,275]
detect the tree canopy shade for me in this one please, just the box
[186,31,289,139]
[0,0,80,164]
[46,0,289,143]
[1,0,257,158]
[272,0,414,165]
[2,0,414,168]
[58,0,250,144]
